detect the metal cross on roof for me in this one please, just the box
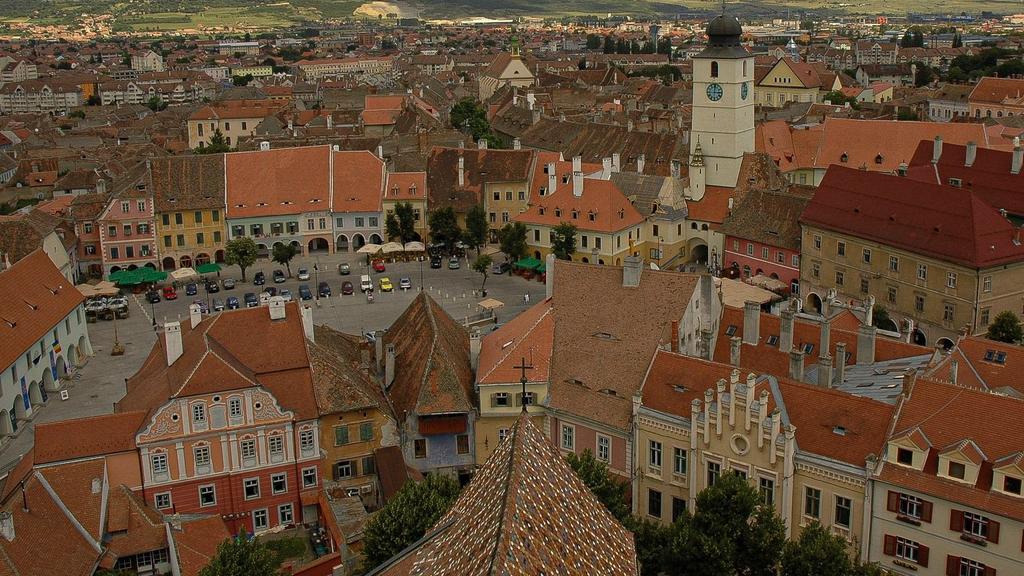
[513,356,534,412]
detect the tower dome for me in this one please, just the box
[706,14,743,47]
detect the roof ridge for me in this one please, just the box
[479,304,550,383]
[484,415,522,575]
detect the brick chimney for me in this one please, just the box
[637,154,646,173]
[742,301,760,345]
[835,341,847,386]
[1012,145,1023,175]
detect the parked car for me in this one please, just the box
[341,281,354,295]
[146,290,161,303]
[297,268,310,281]
[298,284,313,301]
[244,292,259,307]
[253,271,266,286]
[399,277,412,291]
[359,275,373,292]
[448,257,460,270]
[162,286,177,300]
[273,269,286,283]
[222,278,236,290]
[227,296,240,310]
[205,281,220,293]
[185,282,198,296]
[338,262,351,275]
[372,259,386,273]
[279,289,293,301]
[213,299,225,312]
[193,299,209,314]
[491,261,511,274]
[263,286,278,297]
[430,255,443,269]
[379,277,393,292]
[318,281,331,297]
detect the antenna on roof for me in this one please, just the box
[20,481,27,513]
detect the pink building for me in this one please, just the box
[722,236,801,294]
[97,164,157,275]
[70,193,109,278]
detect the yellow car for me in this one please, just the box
[379,277,394,292]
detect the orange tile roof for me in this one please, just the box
[34,411,147,464]
[361,109,401,126]
[225,145,331,218]
[384,172,427,201]
[38,459,106,542]
[171,516,232,576]
[515,176,644,233]
[969,76,1024,106]
[332,150,384,213]
[189,102,283,121]
[477,299,553,385]
[364,94,405,111]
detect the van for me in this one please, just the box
[360,275,373,292]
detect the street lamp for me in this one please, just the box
[150,298,156,326]
[419,255,423,291]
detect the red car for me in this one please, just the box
[372,259,386,273]
[162,286,177,300]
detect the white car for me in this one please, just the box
[297,268,310,281]
[360,274,373,292]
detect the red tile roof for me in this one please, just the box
[332,150,384,213]
[225,145,331,218]
[515,176,644,233]
[905,140,1024,217]
[477,299,553,385]
[384,172,427,201]
[34,411,147,464]
[968,76,1024,106]
[171,515,232,576]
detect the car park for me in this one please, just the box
[341,281,354,295]
[227,296,240,310]
[222,278,236,290]
[372,259,386,273]
[379,277,393,292]
[279,289,293,301]
[318,281,331,297]
[253,271,265,285]
[213,299,225,311]
[109,297,130,319]
[298,285,312,300]
[162,286,177,300]
[338,262,351,275]
[205,281,219,293]
[430,255,442,269]
[244,292,258,307]
[399,277,412,290]
[273,269,286,283]
[185,283,198,296]
[360,275,373,292]
[193,300,209,314]
[146,290,161,303]
[263,286,278,297]
[448,257,460,270]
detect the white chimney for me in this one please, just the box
[470,330,481,371]
[950,358,958,385]
[819,316,831,358]
[637,154,646,173]
[835,341,847,385]
[0,512,13,542]
[326,114,333,129]
[384,343,396,388]
[376,145,384,159]
[1013,146,1023,175]
[259,141,270,151]
[457,155,465,187]
[301,305,314,342]
[513,138,521,150]
[572,155,582,173]
[779,305,795,353]
[332,144,340,152]
[572,171,584,197]
[742,301,760,346]
[932,135,943,163]
[611,152,620,172]
[965,141,977,167]
[268,296,286,320]
[602,157,612,178]
[189,303,202,329]
[623,255,643,287]
[817,354,833,388]
[789,349,805,381]
[478,139,487,150]
[857,324,876,365]
[729,336,741,367]
[165,322,183,366]
[547,162,557,194]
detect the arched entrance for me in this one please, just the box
[109,266,122,275]
[144,262,156,269]
[256,244,269,258]
[179,255,193,268]
[215,250,225,263]
[877,317,898,332]
[42,368,55,393]
[353,234,367,250]
[56,355,69,380]
[195,253,210,265]
[127,264,138,271]
[581,257,589,263]
[336,234,350,252]
[67,344,78,369]
[686,238,709,264]
[936,337,955,350]
[307,238,329,253]
[12,396,25,425]
[162,257,176,270]
[0,410,11,436]
[77,335,90,364]
[911,328,927,346]
[805,293,822,314]
[29,381,42,406]
[369,233,383,244]
[598,259,605,265]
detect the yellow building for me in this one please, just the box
[150,156,228,271]
[754,58,839,108]
[383,172,428,241]
[187,101,285,149]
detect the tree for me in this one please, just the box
[872,306,894,331]
[232,74,254,86]
[603,35,615,54]
[272,243,299,277]
[472,254,492,293]
[145,95,166,112]
[565,449,629,522]
[464,204,489,255]
[497,222,528,267]
[198,531,278,576]
[987,311,1023,344]
[550,222,578,260]
[195,129,231,154]
[385,211,402,241]
[664,472,785,576]
[781,522,853,576]
[362,474,461,571]
[450,98,495,144]
[627,517,674,576]
[86,94,101,106]
[428,207,462,252]
[586,34,602,50]
[394,201,418,242]
[952,31,963,48]
[224,237,258,282]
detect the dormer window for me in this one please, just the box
[896,448,913,466]
[1005,475,1022,495]
[571,210,578,219]
[874,153,884,164]
[539,207,545,215]
[840,152,849,163]
[588,212,596,222]
[948,461,966,480]
[554,208,561,218]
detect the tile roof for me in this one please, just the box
[0,249,84,373]
[374,445,422,503]
[477,299,553,386]
[924,335,1024,398]
[720,186,812,249]
[376,412,638,576]
[800,165,1024,268]
[968,76,1024,106]
[332,150,385,213]
[0,208,70,264]
[904,140,1024,217]
[515,175,645,233]
[426,147,534,214]
[311,325,394,417]
[189,102,284,121]
[37,459,106,543]
[384,172,427,201]
[383,293,474,417]
[224,145,331,218]
[171,515,232,576]
[104,486,167,560]
[149,154,226,212]
[33,411,147,464]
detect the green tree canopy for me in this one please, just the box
[198,531,278,576]
[566,449,629,522]
[781,522,852,576]
[195,129,231,155]
[271,243,299,277]
[224,237,258,282]
[472,254,493,292]
[395,202,419,242]
[464,204,489,254]
[498,222,529,265]
[428,207,462,252]
[987,310,1023,344]
[551,222,578,260]
[362,474,462,571]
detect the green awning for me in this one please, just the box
[138,268,168,282]
[196,262,221,274]
[536,264,546,273]
[514,257,542,270]
[110,269,144,285]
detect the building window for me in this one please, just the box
[597,435,610,462]
[962,512,989,539]
[240,439,257,463]
[243,478,260,500]
[948,461,966,480]
[837,241,846,256]
[862,248,871,263]
[896,448,914,465]
[917,263,927,281]
[457,434,470,454]
[889,255,899,272]
[270,472,287,495]
[359,422,373,442]
[192,403,206,425]
[493,392,509,407]
[804,487,821,519]
[746,243,753,256]
[299,429,315,453]
[199,485,216,507]
[946,272,957,289]
[813,235,821,250]
[759,478,775,506]
[334,425,350,446]
[302,467,317,488]
[194,445,211,469]
[710,61,719,77]
[981,308,991,328]
[898,493,922,519]
[1005,475,1022,494]
[154,492,172,510]
[672,497,687,522]
[151,453,168,477]
[279,503,293,525]
[334,460,353,479]
[362,456,376,476]
[196,232,204,245]
[776,251,784,264]
[673,447,687,475]
[707,461,721,486]
[498,428,509,442]
[914,295,925,313]
[762,247,769,259]
[887,286,897,304]
[228,397,242,418]
[835,496,852,528]
[268,434,283,457]
[649,440,662,468]
[958,559,985,576]
[811,262,820,279]
[561,424,575,450]
[944,304,955,323]
[253,509,268,531]
[648,489,662,518]
[414,438,427,459]
[194,211,203,224]
[893,537,921,564]
[121,201,130,213]
[835,271,844,286]
[175,213,183,225]
[982,275,991,293]
[860,278,869,294]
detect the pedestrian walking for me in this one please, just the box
[524,293,530,305]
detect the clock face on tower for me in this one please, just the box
[706,83,723,102]
[741,82,749,100]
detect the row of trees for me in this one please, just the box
[588,34,672,57]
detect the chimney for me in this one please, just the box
[189,303,202,329]
[602,157,612,178]
[572,171,584,197]
[326,114,333,129]
[1013,145,1023,175]
[835,341,847,386]
[301,305,314,342]
[572,155,582,172]
[259,141,270,151]
[627,119,634,132]
[779,306,795,353]
[0,512,13,542]
[165,322,183,366]
[612,152,620,172]
[376,145,384,159]
[950,358,958,386]
[817,354,833,388]
[670,159,681,179]
[545,253,556,299]
[374,331,384,374]
[384,343,396,389]
[470,330,482,370]
[478,139,487,150]
[513,138,521,150]
[729,336,742,367]
[965,141,977,167]
[531,108,541,124]
[742,301,760,345]
[268,296,286,321]
[789,348,805,381]
[857,324,876,365]
[932,135,942,163]
[671,320,680,353]
[623,255,643,287]
[457,155,465,187]
[637,154,646,173]
[819,316,831,358]
[547,162,557,193]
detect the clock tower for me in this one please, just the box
[690,14,754,188]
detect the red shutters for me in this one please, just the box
[946,556,961,576]
[887,491,899,512]
[950,509,964,531]
[917,544,929,567]
[920,499,933,523]
[988,519,1000,544]
[984,566,997,576]
[883,534,896,556]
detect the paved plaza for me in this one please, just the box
[0,250,547,472]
